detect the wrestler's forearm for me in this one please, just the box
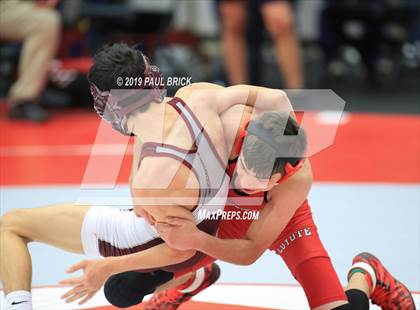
[236,85,292,113]
[250,87,291,112]
[217,85,292,115]
[194,231,260,265]
[104,244,196,275]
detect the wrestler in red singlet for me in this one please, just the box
[173,121,347,308]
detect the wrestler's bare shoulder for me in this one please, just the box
[269,159,313,202]
[178,82,225,92]
[174,83,286,113]
[173,83,224,109]
[286,159,313,186]
[175,83,285,95]
[174,82,280,99]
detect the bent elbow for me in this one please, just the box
[237,248,262,266]
[236,255,258,266]
[238,257,255,266]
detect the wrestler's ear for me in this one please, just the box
[269,172,282,185]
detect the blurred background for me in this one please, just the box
[0,0,419,309]
[0,0,419,116]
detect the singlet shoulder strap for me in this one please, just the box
[166,97,205,149]
[167,97,226,169]
[138,142,194,170]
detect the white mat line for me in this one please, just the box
[0,144,133,157]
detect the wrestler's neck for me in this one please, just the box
[126,97,173,141]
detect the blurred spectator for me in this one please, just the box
[320,0,419,87]
[218,0,303,88]
[0,0,61,121]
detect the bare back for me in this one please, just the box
[130,83,230,222]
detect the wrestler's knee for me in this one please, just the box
[104,273,150,307]
[1,209,22,232]
[104,270,173,308]
[1,209,32,241]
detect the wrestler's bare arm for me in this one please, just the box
[95,196,197,272]
[101,242,195,276]
[59,229,196,305]
[93,160,196,274]
[199,161,312,265]
[216,84,292,115]
[159,160,313,265]
[179,82,292,115]
[109,85,295,269]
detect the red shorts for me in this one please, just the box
[175,200,347,308]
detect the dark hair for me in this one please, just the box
[242,112,307,178]
[88,43,145,92]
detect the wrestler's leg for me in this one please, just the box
[103,269,204,308]
[344,274,370,310]
[155,272,193,292]
[0,204,90,293]
[347,273,370,295]
[279,236,369,310]
[293,256,349,310]
[344,252,415,309]
[269,203,348,309]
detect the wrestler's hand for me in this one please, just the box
[134,207,156,225]
[156,217,201,250]
[59,259,110,305]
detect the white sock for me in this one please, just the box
[180,268,206,293]
[6,291,32,310]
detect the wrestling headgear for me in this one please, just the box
[89,52,166,135]
[234,118,304,179]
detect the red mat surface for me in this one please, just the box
[1,107,419,185]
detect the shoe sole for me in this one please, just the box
[207,263,221,287]
[189,263,221,296]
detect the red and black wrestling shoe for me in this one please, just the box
[139,263,220,310]
[349,252,416,310]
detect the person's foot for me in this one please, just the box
[8,101,49,122]
[349,252,416,310]
[140,263,220,310]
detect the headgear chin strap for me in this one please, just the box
[236,119,304,178]
[89,51,167,136]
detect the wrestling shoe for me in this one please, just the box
[140,263,220,310]
[349,252,416,310]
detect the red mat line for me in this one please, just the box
[1,109,419,185]
[85,301,277,310]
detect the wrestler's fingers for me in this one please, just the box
[78,292,96,305]
[66,260,87,273]
[61,284,84,299]
[155,222,172,231]
[59,276,84,286]
[64,289,89,304]
[166,217,189,226]
[156,227,167,236]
